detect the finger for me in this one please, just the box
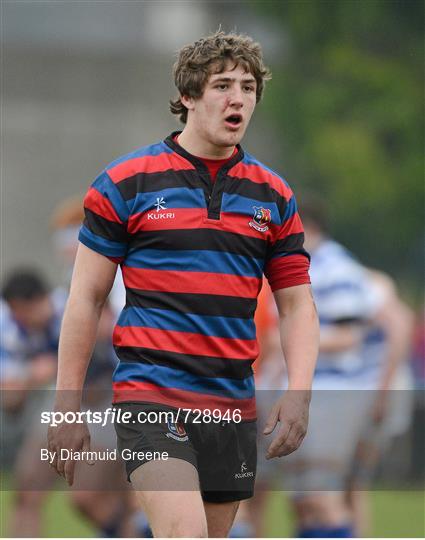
[64,459,76,486]
[82,436,95,466]
[57,456,66,477]
[263,405,279,435]
[278,425,304,457]
[266,422,290,459]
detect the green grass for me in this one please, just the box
[264,491,425,538]
[1,486,424,537]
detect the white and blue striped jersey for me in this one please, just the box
[310,240,383,384]
[0,288,66,382]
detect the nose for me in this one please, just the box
[228,86,244,108]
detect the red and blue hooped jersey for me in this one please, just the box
[79,133,310,419]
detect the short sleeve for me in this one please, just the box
[79,170,130,263]
[264,192,310,291]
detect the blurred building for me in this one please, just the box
[3,1,285,284]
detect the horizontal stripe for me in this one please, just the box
[84,186,122,223]
[275,213,305,239]
[122,267,262,298]
[129,229,267,259]
[270,233,307,257]
[128,208,279,239]
[230,157,293,200]
[265,253,311,292]
[283,195,297,221]
[108,149,194,184]
[313,282,365,297]
[113,362,255,399]
[124,249,263,278]
[220,212,276,239]
[221,193,281,224]
[79,225,127,258]
[107,141,172,168]
[125,289,257,319]
[117,170,206,201]
[113,325,259,360]
[117,307,256,339]
[84,210,127,243]
[128,187,206,215]
[92,171,130,223]
[224,176,286,218]
[112,381,257,420]
[128,207,205,233]
[114,346,254,379]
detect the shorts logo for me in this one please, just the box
[249,206,271,232]
[234,461,254,479]
[165,420,188,442]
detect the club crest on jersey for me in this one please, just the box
[165,420,188,442]
[249,206,271,232]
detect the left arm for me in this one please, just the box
[264,284,319,458]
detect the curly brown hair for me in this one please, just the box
[170,30,272,124]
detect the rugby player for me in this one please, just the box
[282,194,413,537]
[48,31,319,537]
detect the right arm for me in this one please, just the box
[48,244,117,484]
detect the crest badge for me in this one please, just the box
[249,206,271,232]
[165,420,188,442]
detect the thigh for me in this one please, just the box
[131,458,207,537]
[204,500,240,538]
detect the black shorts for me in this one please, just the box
[114,402,257,503]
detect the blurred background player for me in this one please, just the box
[1,198,147,537]
[1,269,65,537]
[245,193,414,538]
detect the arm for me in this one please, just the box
[370,293,414,423]
[367,271,414,393]
[48,244,117,484]
[264,284,319,458]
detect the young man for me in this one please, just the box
[48,31,319,537]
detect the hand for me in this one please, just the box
[263,390,311,459]
[47,418,93,486]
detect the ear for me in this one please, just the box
[180,94,196,111]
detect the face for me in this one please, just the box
[8,296,53,332]
[182,62,257,151]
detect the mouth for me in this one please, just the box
[224,113,243,129]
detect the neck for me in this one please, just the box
[177,126,235,159]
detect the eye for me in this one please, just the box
[216,84,229,91]
[243,85,255,93]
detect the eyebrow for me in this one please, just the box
[210,76,257,84]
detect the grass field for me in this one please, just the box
[1,486,424,537]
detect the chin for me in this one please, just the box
[218,132,243,147]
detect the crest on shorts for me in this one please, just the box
[249,206,271,232]
[166,420,188,442]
